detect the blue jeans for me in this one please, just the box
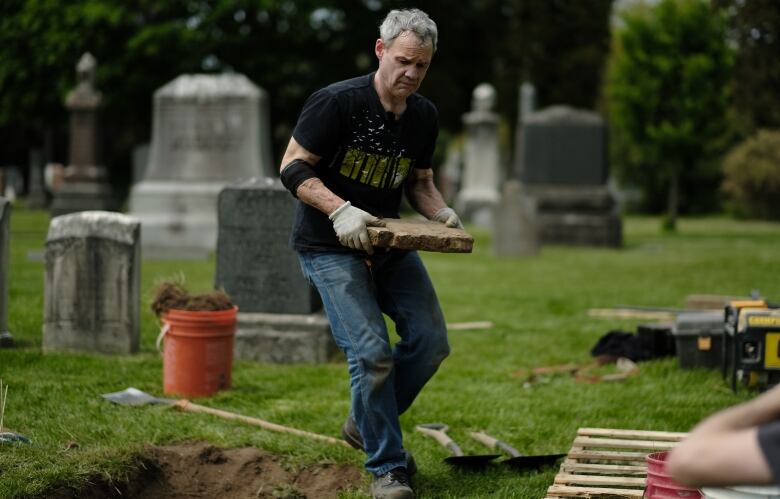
[298,250,450,476]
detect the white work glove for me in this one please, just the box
[329,201,386,254]
[432,207,464,229]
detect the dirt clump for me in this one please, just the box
[44,441,364,499]
[150,281,234,317]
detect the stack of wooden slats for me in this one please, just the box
[544,427,688,498]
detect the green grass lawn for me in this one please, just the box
[2,208,779,498]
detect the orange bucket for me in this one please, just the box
[160,306,237,398]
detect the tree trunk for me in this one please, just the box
[664,168,679,232]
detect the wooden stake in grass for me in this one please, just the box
[0,379,7,433]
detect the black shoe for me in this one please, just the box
[371,467,414,499]
[342,416,418,476]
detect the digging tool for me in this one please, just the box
[102,387,351,449]
[469,431,566,471]
[416,423,499,470]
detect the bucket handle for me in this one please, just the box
[155,323,170,354]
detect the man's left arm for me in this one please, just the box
[405,168,463,229]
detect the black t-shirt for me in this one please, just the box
[290,72,438,251]
[759,420,780,483]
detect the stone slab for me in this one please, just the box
[367,219,473,253]
[234,312,340,364]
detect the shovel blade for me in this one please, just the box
[101,387,176,406]
[444,454,501,470]
[502,453,566,471]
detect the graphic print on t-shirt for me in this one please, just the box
[338,109,413,189]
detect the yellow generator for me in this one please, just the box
[725,301,780,392]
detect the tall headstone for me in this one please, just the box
[493,180,539,257]
[0,197,12,347]
[518,106,621,247]
[129,74,272,257]
[50,53,116,217]
[456,83,501,226]
[215,178,337,363]
[43,211,140,354]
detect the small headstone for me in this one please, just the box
[131,143,149,185]
[456,83,501,226]
[129,73,273,256]
[43,211,140,354]
[215,178,337,364]
[215,177,319,314]
[493,180,539,257]
[0,197,12,347]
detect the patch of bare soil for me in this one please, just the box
[44,441,364,499]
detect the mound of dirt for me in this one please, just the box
[150,282,234,317]
[44,442,364,499]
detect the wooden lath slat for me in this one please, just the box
[546,484,644,498]
[573,436,677,451]
[554,474,646,487]
[576,427,687,441]
[560,462,647,475]
[566,449,651,462]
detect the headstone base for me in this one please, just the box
[524,185,622,247]
[234,312,341,364]
[456,194,499,227]
[129,180,225,254]
[538,213,622,247]
[42,322,137,354]
[50,181,116,217]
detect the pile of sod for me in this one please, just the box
[2,208,778,498]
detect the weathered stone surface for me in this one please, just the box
[234,312,340,363]
[43,211,140,354]
[0,197,10,339]
[215,177,320,314]
[367,219,474,253]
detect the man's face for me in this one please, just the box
[375,32,433,99]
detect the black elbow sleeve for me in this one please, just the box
[280,159,317,198]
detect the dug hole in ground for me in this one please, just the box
[40,283,365,498]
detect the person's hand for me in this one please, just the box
[432,207,464,229]
[329,201,386,254]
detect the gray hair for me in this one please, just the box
[379,9,438,52]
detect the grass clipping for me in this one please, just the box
[150,281,234,318]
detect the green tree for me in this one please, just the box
[607,0,734,229]
[715,0,780,132]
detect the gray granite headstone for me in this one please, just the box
[43,211,140,354]
[517,106,621,247]
[518,106,607,185]
[215,178,337,364]
[129,73,273,256]
[0,197,12,347]
[456,83,501,226]
[493,180,539,257]
[215,177,319,314]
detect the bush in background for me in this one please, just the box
[722,129,780,220]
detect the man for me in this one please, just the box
[278,8,460,499]
[667,382,780,487]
